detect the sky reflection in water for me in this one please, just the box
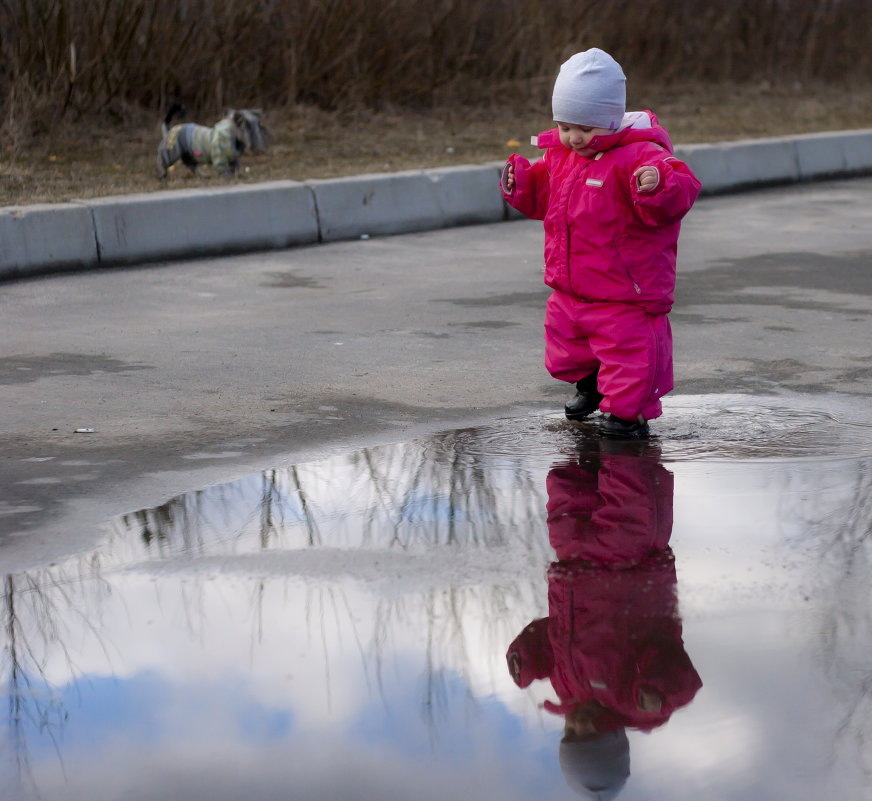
[3,399,872,801]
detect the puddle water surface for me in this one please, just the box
[3,395,872,801]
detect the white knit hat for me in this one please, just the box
[552,48,626,130]
[559,729,630,800]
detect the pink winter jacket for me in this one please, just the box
[506,558,702,732]
[501,111,701,314]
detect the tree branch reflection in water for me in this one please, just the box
[111,430,553,559]
[2,426,563,794]
[775,457,872,782]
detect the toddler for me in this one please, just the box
[501,48,701,438]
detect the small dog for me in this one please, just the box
[156,103,269,179]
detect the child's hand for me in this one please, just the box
[504,163,515,192]
[637,686,663,714]
[507,652,522,684]
[634,165,659,192]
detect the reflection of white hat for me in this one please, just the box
[558,729,630,800]
[552,48,626,130]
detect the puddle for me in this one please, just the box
[2,395,872,801]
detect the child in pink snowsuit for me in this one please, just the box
[501,48,701,439]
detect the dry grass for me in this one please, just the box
[3,80,872,207]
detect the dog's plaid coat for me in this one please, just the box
[162,119,239,176]
[156,106,268,179]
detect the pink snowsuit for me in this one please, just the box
[506,450,701,730]
[545,447,674,569]
[500,111,701,421]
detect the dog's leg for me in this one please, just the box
[156,142,171,180]
[155,106,188,180]
[181,151,199,178]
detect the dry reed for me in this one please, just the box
[2,0,870,132]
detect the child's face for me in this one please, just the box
[562,701,606,743]
[556,122,613,156]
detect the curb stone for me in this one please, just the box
[86,181,318,266]
[2,129,871,281]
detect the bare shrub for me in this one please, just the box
[0,73,53,158]
[1,0,870,130]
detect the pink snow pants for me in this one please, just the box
[544,289,673,421]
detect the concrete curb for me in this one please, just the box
[0,203,100,279]
[86,181,319,266]
[308,164,504,242]
[2,128,871,281]
[675,129,872,192]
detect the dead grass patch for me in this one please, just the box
[2,81,871,207]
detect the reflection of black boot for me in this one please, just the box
[564,372,603,421]
[600,414,650,440]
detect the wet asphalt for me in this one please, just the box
[2,176,872,571]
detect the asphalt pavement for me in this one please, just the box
[2,176,872,571]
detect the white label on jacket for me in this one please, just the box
[585,178,604,187]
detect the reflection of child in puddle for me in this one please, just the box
[506,442,701,800]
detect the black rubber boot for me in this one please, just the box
[600,414,650,440]
[564,372,603,421]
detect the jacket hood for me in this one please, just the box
[535,110,674,156]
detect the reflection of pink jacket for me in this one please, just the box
[530,556,701,731]
[500,112,701,314]
[507,561,702,733]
